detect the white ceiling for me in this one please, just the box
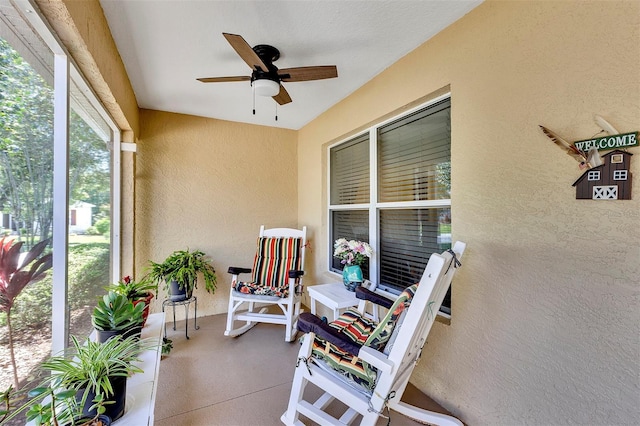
[100,0,482,130]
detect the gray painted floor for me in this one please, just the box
[154,313,452,426]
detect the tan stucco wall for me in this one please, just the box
[37,0,140,135]
[299,1,639,424]
[136,109,298,317]
[37,0,638,423]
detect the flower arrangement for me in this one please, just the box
[333,238,373,266]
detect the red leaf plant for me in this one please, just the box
[0,237,52,389]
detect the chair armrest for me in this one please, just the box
[298,312,363,355]
[357,346,394,373]
[227,267,252,275]
[355,286,393,309]
[288,270,304,279]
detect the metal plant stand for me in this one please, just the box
[162,296,199,339]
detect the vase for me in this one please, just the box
[342,265,363,292]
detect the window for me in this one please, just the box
[613,170,628,180]
[329,96,453,313]
[0,0,120,398]
[588,171,600,181]
[611,154,623,164]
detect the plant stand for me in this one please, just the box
[162,296,199,339]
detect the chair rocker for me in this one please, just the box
[281,241,466,426]
[225,226,307,342]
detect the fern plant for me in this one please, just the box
[146,249,216,297]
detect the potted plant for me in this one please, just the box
[146,249,217,301]
[1,335,153,425]
[22,385,111,426]
[106,275,156,326]
[37,335,153,422]
[1,384,112,425]
[91,291,145,343]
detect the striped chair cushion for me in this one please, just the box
[234,237,301,298]
[328,308,377,346]
[311,284,419,391]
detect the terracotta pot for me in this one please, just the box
[132,292,154,327]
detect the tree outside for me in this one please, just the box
[0,35,113,408]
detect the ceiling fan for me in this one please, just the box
[197,33,338,106]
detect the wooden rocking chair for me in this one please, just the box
[281,241,466,425]
[225,226,306,342]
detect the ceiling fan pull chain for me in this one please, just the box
[275,103,278,121]
[252,81,256,115]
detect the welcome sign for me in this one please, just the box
[574,132,638,152]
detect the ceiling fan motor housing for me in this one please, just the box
[251,44,282,84]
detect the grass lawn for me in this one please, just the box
[69,234,109,245]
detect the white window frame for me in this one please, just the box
[327,93,452,294]
[588,170,601,181]
[13,0,122,354]
[613,170,628,180]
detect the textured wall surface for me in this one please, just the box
[37,0,139,134]
[298,1,639,424]
[137,109,298,317]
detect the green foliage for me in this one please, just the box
[0,37,111,246]
[93,218,110,236]
[106,275,155,302]
[3,335,153,425]
[161,338,173,356]
[146,249,217,296]
[85,226,99,236]
[91,291,144,332]
[0,243,109,330]
[41,335,151,398]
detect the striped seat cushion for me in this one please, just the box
[233,237,301,298]
[311,284,418,391]
[328,308,378,346]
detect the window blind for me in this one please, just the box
[330,210,369,278]
[330,133,370,205]
[378,99,451,203]
[378,207,451,293]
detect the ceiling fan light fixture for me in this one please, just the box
[253,79,280,97]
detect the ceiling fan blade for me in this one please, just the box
[197,76,251,83]
[223,32,269,72]
[273,84,292,105]
[279,66,338,82]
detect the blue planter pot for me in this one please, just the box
[342,265,363,292]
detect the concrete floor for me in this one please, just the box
[154,313,454,426]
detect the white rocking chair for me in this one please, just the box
[281,241,466,425]
[225,226,307,342]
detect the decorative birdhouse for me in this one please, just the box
[572,150,633,200]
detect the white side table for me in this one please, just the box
[308,282,360,321]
